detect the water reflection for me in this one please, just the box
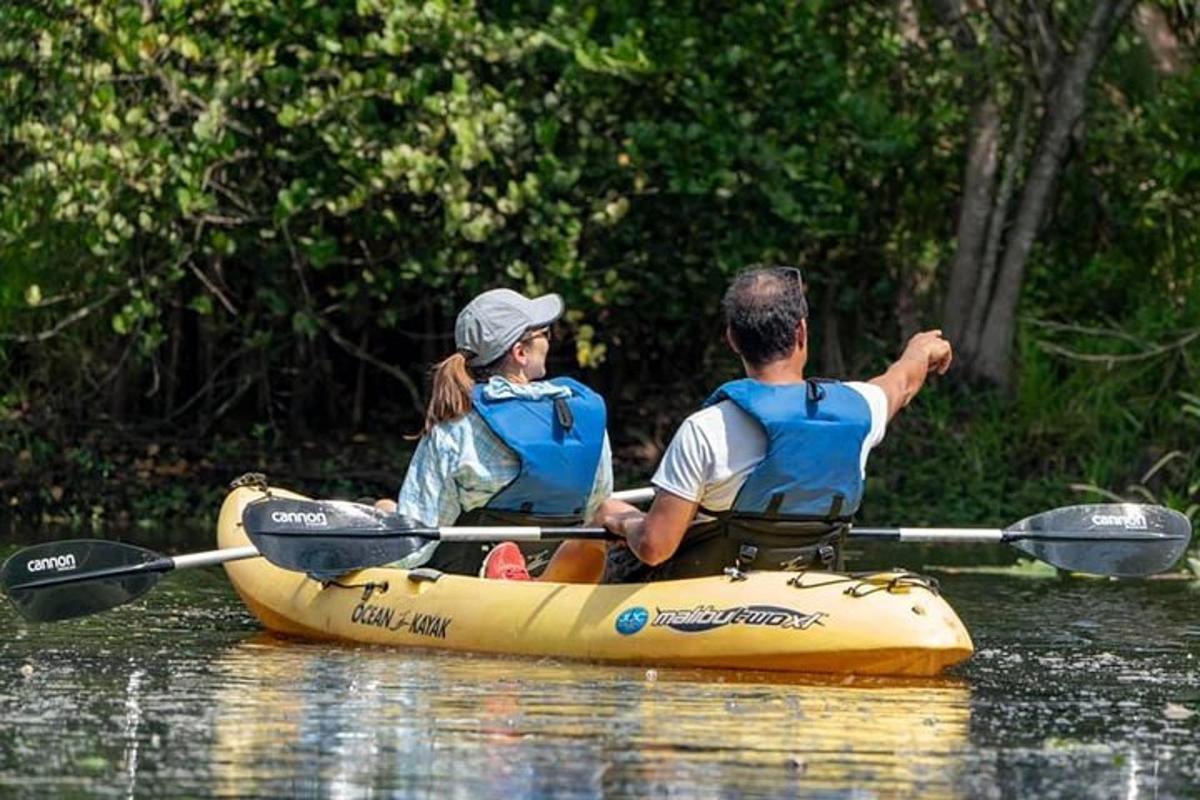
[209,636,971,797]
[2,540,1199,797]
[121,668,145,800]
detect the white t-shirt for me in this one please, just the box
[651,382,889,512]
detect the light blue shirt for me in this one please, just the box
[394,378,613,567]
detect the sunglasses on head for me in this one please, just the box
[772,266,804,284]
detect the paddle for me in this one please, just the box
[241,494,1191,578]
[1,506,614,622]
[612,487,1193,578]
[0,540,259,623]
[241,496,612,575]
[5,492,1189,624]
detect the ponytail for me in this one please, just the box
[421,351,476,435]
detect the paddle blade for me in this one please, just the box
[1,540,166,622]
[1005,504,1193,577]
[242,498,431,574]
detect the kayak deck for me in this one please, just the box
[219,486,974,676]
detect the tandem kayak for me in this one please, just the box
[219,486,975,676]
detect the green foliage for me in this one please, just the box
[0,2,948,409]
[0,1,1197,527]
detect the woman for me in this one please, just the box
[381,288,612,582]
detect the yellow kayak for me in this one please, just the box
[219,486,974,676]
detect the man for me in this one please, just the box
[604,266,952,581]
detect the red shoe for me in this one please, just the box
[481,542,531,581]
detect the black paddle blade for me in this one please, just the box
[1,540,169,622]
[242,498,431,574]
[1005,504,1193,577]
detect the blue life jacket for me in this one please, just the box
[472,377,606,517]
[704,378,872,519]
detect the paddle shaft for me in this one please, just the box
[425,526,613,542]
[611,488,1011,542]
[855,528,1004,543]
[609,487,1184,546]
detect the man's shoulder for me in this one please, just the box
[689,397,754,423]
[669,399,757,452]
[840,382,888,418]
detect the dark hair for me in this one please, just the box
[721,266,809,367]
[420,326,546,435]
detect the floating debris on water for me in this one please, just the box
[1163,703,1197,721]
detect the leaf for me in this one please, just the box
[176,35,202,62]
[292,310,319,340]
[302,236,338,269]
[188,294,214,316]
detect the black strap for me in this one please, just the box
[554,397,574,430]
[828,494,844,519]
[765,492,784,519]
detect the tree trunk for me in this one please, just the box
[942,95,1002,345]
[819,282,846,378]
[974,0,1137,387]
[930,0,1002,346]
[962,87,1032,362]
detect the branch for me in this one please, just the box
[1024,317,1149,346]
[188,261,239,316]
[1036,328,1200,365]
[0,285,126,343]
[316,316,425,414]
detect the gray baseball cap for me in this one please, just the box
[454,288,564,366]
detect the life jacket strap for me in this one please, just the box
[554,397,574,430]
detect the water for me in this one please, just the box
[1,538,1198,798]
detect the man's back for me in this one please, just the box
[652,382,890,515]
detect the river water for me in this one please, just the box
[0,536,1197,798]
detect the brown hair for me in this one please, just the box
[420,351,477,435]
[419,327,546,435]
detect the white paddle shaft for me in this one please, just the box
[173,545,260,570]
[892,528,1006,543]
[436,527,610,542]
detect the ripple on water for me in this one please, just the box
[0,550,1198,796]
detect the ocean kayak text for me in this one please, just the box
[350,603,452,639]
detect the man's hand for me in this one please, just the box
[596,499,644,540]
[870,329,954,420]
[900,329,953,376]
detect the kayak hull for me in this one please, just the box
[219,486,974,676]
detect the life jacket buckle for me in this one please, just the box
[817,543,837,567]
[738,544,759,564]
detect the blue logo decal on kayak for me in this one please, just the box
[615,606,649,635]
